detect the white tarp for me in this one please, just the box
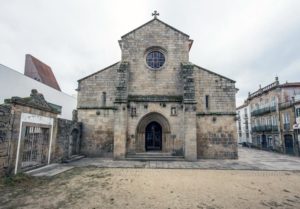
[293,123,300,129]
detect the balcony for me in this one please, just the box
[251,106,276,117]
[279,101,293,110]
[252,125,278,132]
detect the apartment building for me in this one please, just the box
[246,77,300,155]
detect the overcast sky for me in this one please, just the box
[1,0,300,106]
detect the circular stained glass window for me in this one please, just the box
[146,51,165,69]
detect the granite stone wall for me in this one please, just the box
[120,19,191,96]
[77,63,119,108]
[78,109,114,157]
[197,115,238,159]
[0,105,12,176]
[194,65,236,113]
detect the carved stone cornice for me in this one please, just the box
[128,95,183,102]
[196,112,236,116]
[4,89,61,114]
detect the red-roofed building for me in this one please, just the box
[24,54,61,91]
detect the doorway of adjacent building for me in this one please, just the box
[21,126,50,170]
[284,134,294,155]
[261,134,267,149]
[145,121,162,151]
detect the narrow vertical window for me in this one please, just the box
[205,95,209,109]
[171,107,177,116]
[102,92,106,106]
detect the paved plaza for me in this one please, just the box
[70,147,300,170]
[26,147,300,177]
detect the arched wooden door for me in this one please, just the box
[145,121,162,151]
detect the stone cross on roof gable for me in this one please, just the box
[152,10,159,18]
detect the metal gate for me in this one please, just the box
[21,126,50,170]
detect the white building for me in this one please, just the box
[236,103,252,144]
[0,64,76,120]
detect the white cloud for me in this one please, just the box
[0,0,299,107]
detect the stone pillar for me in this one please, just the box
[183,104,197,161]
[182,63,197,161]
[113,62,129,160]
[113,103,127,159]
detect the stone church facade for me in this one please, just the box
[77,17,238,161]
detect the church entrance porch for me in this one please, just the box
[125,111,185,161]
[135,112,172,153]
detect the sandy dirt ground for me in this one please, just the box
[1,167,300,209]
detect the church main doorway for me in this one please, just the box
[145,121,162,151]
[135,112,170,153]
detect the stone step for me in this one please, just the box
[25,164,74,177]
[125,157,185,161]
[127,152,180,156]
[63,155,85,163]
[25,163,59,176]
[126,153,184,161]
[134,152,173,156]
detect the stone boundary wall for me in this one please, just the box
[54,118,82,162]
[0,106,12,176]
[0,105,81,176]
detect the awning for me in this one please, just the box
[293,124,300,129]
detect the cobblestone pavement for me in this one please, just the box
[69,147,300,171]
